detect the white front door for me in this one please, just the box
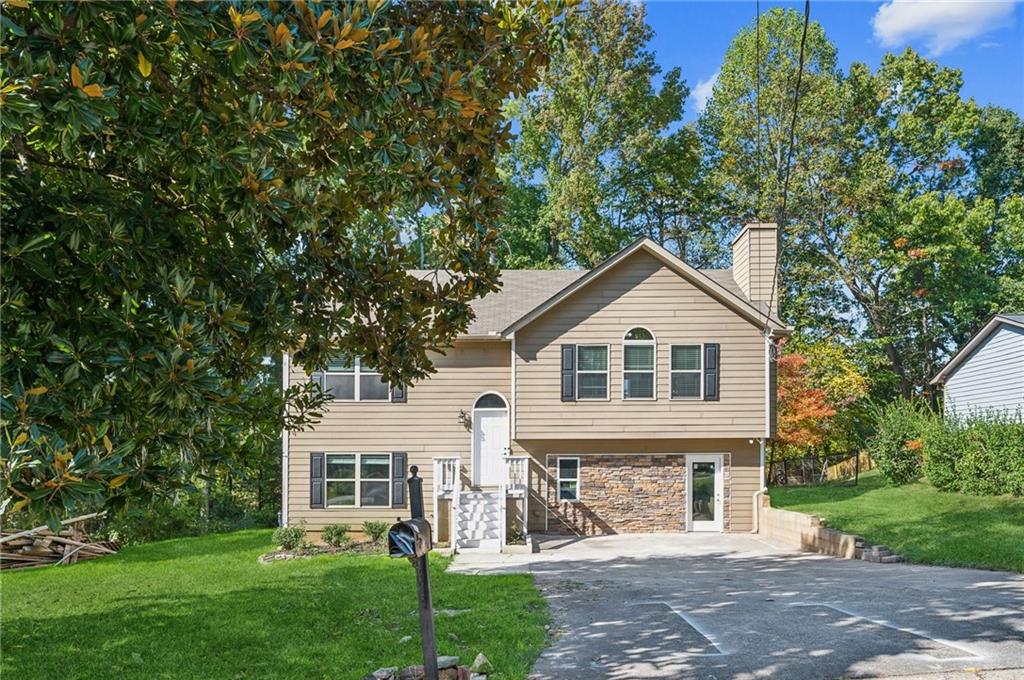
[688,454,724,532]
[472,408,509,486]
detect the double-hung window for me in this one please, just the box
[576,345,609,400]
[321,356,390,401]
[557,457,580,501]
[671,344,702,399]
[325,453,391,507]
[623,327,656,399]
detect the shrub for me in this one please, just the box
[867,399,934,485]
[362,520,390,545]
[506,526,527,545]
[925,413,1024,496]
[272,523,307,551]
[921,419,966,492]
[322,523,352,548]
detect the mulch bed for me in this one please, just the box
[259,541,384,563]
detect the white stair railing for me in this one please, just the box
[504,456,528,494]
[432,457,460,544]
[503,456,530,544]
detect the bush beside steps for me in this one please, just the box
[262,521,389,562]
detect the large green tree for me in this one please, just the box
[1,0,567,525]
[701,8,1022,399]
[501,0,695,267]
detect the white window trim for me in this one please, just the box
[576,344,610,401]
[323,357,392,402]
[324,452,392,508]
[556,456,581,503]
[670,343,704,400]
[622,327,657,400]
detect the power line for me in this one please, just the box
[764,0,810,337]
[755,0,762,217]
[755,0,762,337]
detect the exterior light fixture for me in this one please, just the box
[457,409,468,426]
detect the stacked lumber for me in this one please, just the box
[1,513,118,570]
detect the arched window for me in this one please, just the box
[623,327,656,400]
[474,393,507,409]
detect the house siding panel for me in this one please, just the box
[514,250,768,439]
[944,324,1024,417]
[286,340,510,532]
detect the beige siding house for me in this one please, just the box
[284,223,789,550]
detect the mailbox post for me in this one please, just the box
[387,466,438,680]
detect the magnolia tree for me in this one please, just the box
[1,0,570,526]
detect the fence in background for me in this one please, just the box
[767,451,874,486]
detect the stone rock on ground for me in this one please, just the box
[470,654,493,674]
[364,654,488,680]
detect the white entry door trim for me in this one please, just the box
[687,454,724,532]
[472,393,509,486]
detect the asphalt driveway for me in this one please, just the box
[450,533,1024,679]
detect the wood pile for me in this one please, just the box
[1,513,119,570]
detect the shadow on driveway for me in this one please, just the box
[452,533,1024,679]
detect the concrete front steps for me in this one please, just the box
[455,490,502,552]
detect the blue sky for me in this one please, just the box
[642,0,1023,122]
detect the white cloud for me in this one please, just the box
[872,1,1015,56]
[691,70,719,114]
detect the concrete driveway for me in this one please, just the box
[450,534,1024,679]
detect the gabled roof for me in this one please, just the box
[501,238,789,337]
[930,314,1024,385]
[412,238,790,339]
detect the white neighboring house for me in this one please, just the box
[930,314,1024,419]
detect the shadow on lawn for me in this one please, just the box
[3,551,545,680]
[514,549,1024,680]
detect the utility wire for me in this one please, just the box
[755,0,762,217]
[763,0,810,337]
[755,0,762,336]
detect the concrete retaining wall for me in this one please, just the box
[758,495,860,558]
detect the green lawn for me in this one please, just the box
[770,470,1024,573]
[1,530,548,679]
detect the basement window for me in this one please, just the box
[557,457,580,502]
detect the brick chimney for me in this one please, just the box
[731,222,779,316]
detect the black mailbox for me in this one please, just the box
[388,517,432,558]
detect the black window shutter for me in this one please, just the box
[560,344,576,402]
[391,452,407,508]
[310,452,325,509]
[391,383,407,403]
[704,344,720,401]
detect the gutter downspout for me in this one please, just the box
[751,438,767,534]
[510,334,517,441]
[280,352,290,527]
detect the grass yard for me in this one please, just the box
[770,469,1024,573]
[1,530,548,680]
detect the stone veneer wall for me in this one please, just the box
[543,454,732,535]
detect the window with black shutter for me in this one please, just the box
[704,343,720,401]
[310,452,325,509]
